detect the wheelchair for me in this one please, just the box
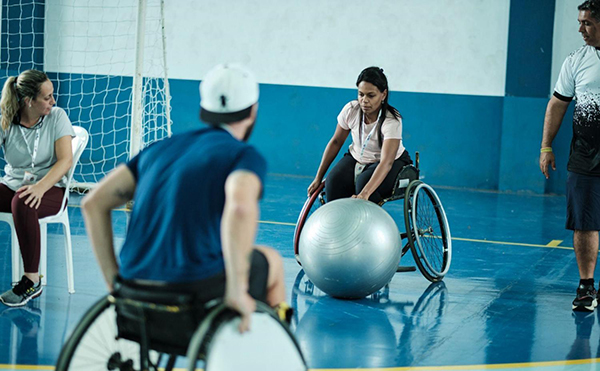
[293,152,452,282]
[55,279,307,371]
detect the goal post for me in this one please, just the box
[0,0,172,190]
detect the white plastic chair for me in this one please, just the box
[0,126,89,294]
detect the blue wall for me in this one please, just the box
[169,78,505,190]
[498,0,566,194]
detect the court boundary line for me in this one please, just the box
[1,357,599,370]
[309,357,600,370]
[254,219,575,250]
[66,204,575,250]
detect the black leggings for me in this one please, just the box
[325,151,412,204]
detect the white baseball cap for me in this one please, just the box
[199,63,259,124]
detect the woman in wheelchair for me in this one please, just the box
[307,66,412,204]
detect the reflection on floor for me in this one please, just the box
[0,174,598,370]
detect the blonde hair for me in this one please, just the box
[0,69,49,131]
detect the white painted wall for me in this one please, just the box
[45,0,511,97]
[552,0,586,92]
[45,0,137,76]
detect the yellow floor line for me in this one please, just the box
[67,204,576,250]
[450,236,573,250]
[309,357,600,370]
[2,357,599,371]
[255,220,576,251]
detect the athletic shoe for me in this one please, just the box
[0,276,43,307]
[572,284,598,312]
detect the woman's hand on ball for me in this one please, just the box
[353,191,371,201]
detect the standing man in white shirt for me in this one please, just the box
[539,0,600,312]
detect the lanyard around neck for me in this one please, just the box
[359,112,381,161]
[18,125,41,169]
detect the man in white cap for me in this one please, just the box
[82,63,289,331]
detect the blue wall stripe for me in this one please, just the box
[505,0,555,97]
[169,78,505,190]
[499,96,548,193]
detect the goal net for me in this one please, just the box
[1,0,171,189]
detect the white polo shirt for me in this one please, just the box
[337,101,405,164]
[0,107,75,191]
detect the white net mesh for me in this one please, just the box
[1,0,171,187]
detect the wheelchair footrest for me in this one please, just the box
[396,266,417,273]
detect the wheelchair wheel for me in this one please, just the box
[56,296,160,371]
[186,302,307,371]
[404,181,452,282]
[293,181,326,264]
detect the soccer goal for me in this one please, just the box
[1,0,172,190]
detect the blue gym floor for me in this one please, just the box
[0,174,598,370]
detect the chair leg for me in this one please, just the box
[40,224,48,287]
[63,221,75,294]
[10,225,21,284]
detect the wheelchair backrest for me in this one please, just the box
[396,164,419,189]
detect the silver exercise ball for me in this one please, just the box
[298,198,402,299]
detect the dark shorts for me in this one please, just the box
[132,248,269,303]
[566,171,600,231]
[191,248,270,303]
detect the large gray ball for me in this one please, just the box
[298,198,402,299]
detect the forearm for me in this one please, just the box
[80,165,136,290]
[82,202,119,289]
[541,98,569,148]
[37,158,72,191]
[362,160,393,196]
[221,200,258,294]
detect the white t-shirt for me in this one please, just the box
[337,100,405,164]
[0,107,75,190]
[555,45,600,102]
[554,45,600,175]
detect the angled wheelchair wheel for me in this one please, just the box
[404,181,452,282]
[186,302,308,371]
[293,181,326,264]
[56,296,160,371]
